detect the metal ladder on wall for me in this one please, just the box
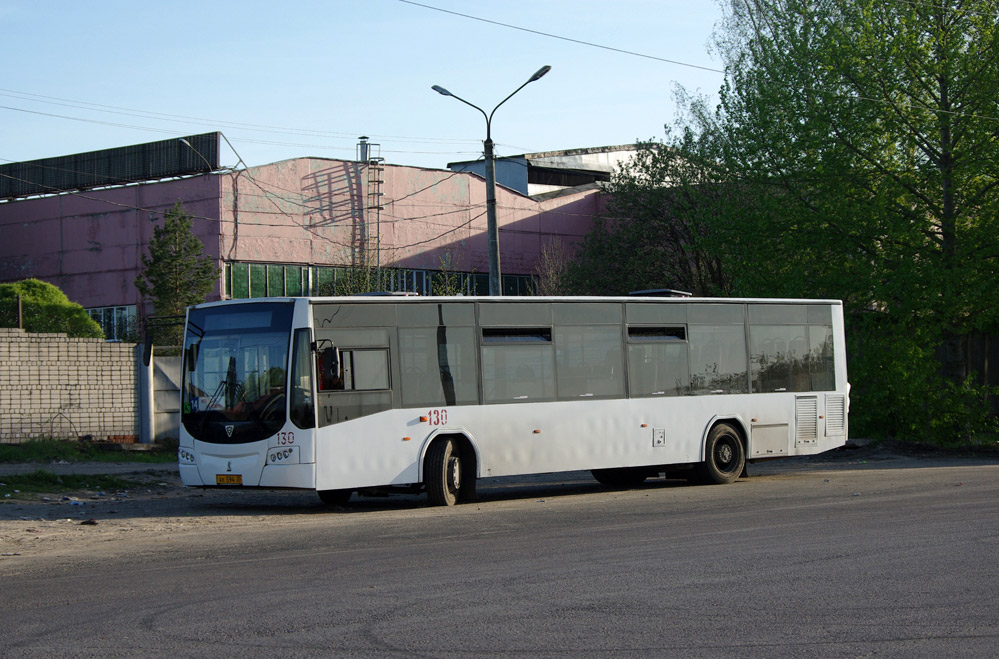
[356,137,384,275]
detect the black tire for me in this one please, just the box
[425,437,463,506]
[318,489,352,506]
[694,422,745,485]
[591,467,649,489]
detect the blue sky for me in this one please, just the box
[0,0,725,170]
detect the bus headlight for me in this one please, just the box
[267,446,300,465]
[178,449,197,465]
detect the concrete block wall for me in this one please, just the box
[0,328,138,443]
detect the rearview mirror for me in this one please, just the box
[318,346,343,390]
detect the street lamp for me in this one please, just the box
[178,138,215,171]
[432,65,551,296]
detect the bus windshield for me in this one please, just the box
[181,302,294,444]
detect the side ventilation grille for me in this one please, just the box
[796,396,818,446]
[826,394,846,436]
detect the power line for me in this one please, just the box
[0,104,483,160]
[401,0,999,128]
[388,210,488,251]
[396,0,724,74]
[0,88,483,146]
[0,104,187,137]
[0,170,219,221]
[0,162,542,255]
[0,150,493,223]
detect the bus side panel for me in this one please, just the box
[315,413,425,490]
[465,399,702,476]
[313,390,845,491]
[314,400,690,492]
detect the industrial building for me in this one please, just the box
[448,144,638,197]
[0,133,626,340]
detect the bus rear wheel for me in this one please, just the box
[591,467,649,489]
[425,437,464,506]
[694,422,745,485]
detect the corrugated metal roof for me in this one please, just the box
[0,132,221,200]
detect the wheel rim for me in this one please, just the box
[447,455,461,493]
[715,439,735,471]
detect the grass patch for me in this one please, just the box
[0,470,153,499]
[0,438,177,464]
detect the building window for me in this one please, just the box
[86,305,137,342]
[503,274,536,296]
[226,261,537,299]
[469,273,489,296]
[227,263,309,298]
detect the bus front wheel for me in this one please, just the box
[425,437,463,506]
[694,423,745,485]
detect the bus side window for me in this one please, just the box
[347,349,390,390]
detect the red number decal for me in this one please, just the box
[278,432,295,445]
[427,409,448,426]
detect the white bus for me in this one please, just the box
[178,295,848,506]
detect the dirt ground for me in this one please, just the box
[0,462,332,572]
[2,439,997,572]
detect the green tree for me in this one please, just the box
[581,0,999,443]
[332,266,395,295]
[431,251,466,296]
[714,0,999,443]
[135,202,219,345]
[569,134,731,296]
[534,238,576,296]
[0,279,103,338]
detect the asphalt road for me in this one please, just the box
[2,453,998,657]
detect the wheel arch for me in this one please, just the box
[700,415,750,462]
[419,429,480,482]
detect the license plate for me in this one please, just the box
[216,474,242,485]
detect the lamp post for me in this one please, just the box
[178,138,215,171]
[432,65,551,296]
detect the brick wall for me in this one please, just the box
[0,328,138,443]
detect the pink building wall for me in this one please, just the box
[219,157,602,277]
[1,176,222,313]
[1,157,603,317]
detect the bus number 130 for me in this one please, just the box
[426,409,448,426]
